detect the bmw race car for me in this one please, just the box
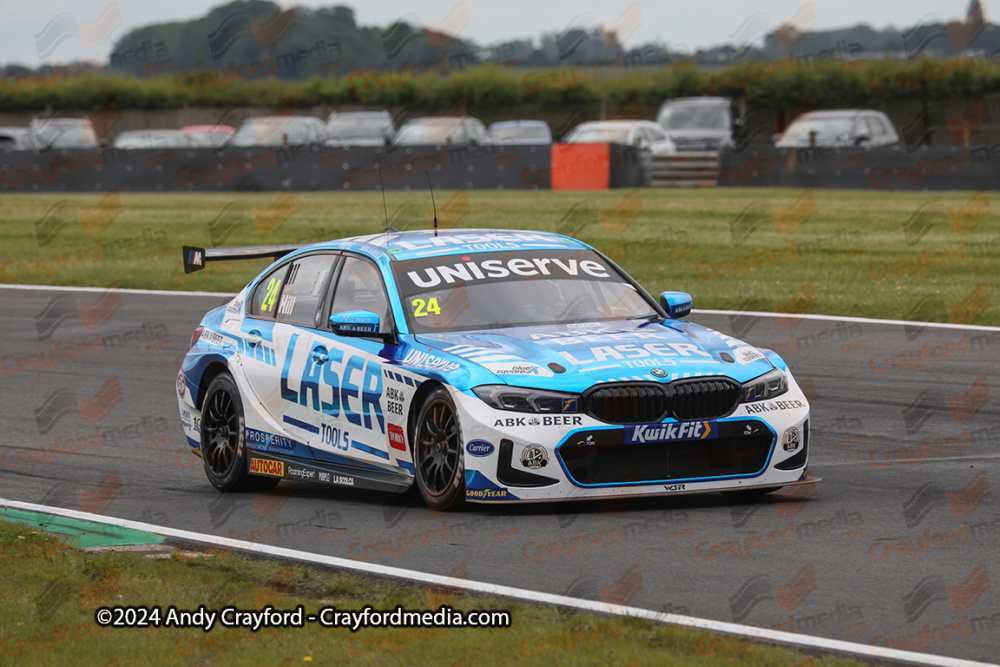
[177,229,817,510]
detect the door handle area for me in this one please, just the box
[245,330,263,346]
[311,346,330,365]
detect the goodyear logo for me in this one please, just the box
[562,397,578,412]
[249,458,284,477]
[467,488,508,500]
[625,420,716,444]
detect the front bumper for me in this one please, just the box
[453,382,814,503]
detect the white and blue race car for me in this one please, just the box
[177,229,817,510]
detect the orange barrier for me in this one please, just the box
[550,143,610,190]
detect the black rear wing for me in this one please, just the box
[182,244,307,274]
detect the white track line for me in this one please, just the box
[0,498,990,667]
[693,308,1000,333]
[3,283,999,332]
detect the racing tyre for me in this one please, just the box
[413,387,464,511]
[201,372,279,493]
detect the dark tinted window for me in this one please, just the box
[275,254,338,327]
[330,257,393,334]
[866,116,888,137]
[250,264,290,318]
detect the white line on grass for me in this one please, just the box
[0,498,991,667]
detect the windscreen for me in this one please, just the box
[564,126,628,143]
[393,120,461,145]
[491,126,548,141]
[32,122,98,149]
[231,119,308,146]
[328,118,392,138]
[657,106,731,131]
[114,132,186,149]
[783,116,853,142]
[391,249,658,333]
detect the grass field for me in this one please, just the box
[0,519,868,666]
[1,187,996,325]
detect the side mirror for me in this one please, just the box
[659,291,692,319]
[330,310,380,336]
[854,134,870,146]
[732,118,746,136]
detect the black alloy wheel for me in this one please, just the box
[201,372,278,492]
[413,387,464,511]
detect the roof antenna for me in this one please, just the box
[425,171,438,237]
[376,151,396,234]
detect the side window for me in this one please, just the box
[330,257,393,334]
[851,118,865,139]
[275,254,338,327]
[250,264,290,318]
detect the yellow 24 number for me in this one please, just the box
[412,297,441,317]
[261,277,281,312]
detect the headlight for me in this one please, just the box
[741,369,788,403]
[472,385,579,413]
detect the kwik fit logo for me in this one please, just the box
[626,421,716,444]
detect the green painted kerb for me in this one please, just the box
[0,508,166,548]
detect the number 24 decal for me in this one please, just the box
[261,277,282,312]
[411,298,441,317]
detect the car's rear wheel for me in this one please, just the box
[201,372,279,492]
[413,387,464,511]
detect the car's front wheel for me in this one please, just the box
[201,372,279,493]
[413,387,464,511]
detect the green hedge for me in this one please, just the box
[1,56,994,115]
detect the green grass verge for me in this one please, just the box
[0,188,995,325]
[0,519,869,665]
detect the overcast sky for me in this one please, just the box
[0,0,979,67]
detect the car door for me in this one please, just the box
[239,252,339,457]
[295,253,400,468]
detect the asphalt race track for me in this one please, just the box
[2,286,998,663]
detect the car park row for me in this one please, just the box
[0,99,903,153]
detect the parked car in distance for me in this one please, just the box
[656,97,735,152]
[182,125,236,149]
[326,111,394,146]
[0,127,32,151]
[775,109,900,149]
[28,117,100,151]
[114,130,196,150]
[230,116,329,147]
[562,120,676,157]
[487,120,552,145]
[391,116,490,147]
